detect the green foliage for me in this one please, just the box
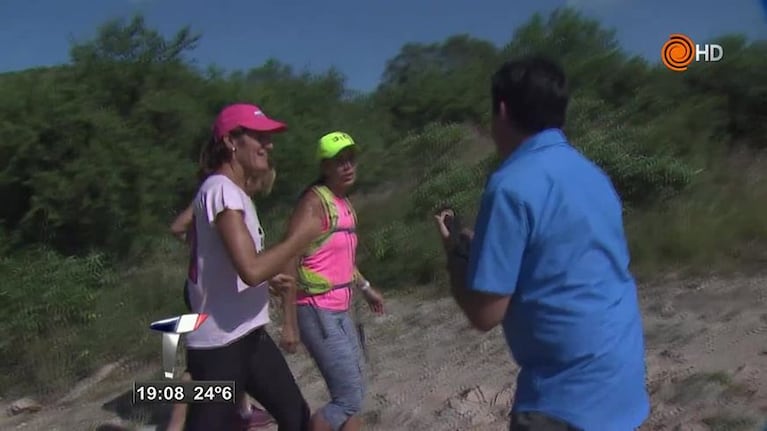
[358,124,489,287]
[0,248,111,389]
[0,249,109,340]
[1,7,766,396]
[0,240,188,395]
[566,97,700,205]
[376,35,501,131]
[404,124,488,217]
[0,16,206,255]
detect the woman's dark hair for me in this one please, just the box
[197,127,247,182]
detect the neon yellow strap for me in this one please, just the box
[303,185,334,253]
[298,184,359,294]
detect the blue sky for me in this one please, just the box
[0,0,765,91]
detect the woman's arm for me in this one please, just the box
[276,273,299,353]
[280,192,324,319]
[216,194,322,287]
[282,192,324,276]
[353,267,367,288]
[170,203,194,242]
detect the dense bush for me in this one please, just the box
[0,249,111,391]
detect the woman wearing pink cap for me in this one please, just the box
[182,103,321,431]
[166,166,279,431]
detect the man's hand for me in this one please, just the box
[434,208,474,256]
[362,286,385,315]
[433,208,454,246]
[269,273,295,296]
[279,324,300,354]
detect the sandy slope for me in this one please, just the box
[3,275,767,431]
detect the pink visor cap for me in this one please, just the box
[212,103,287,140]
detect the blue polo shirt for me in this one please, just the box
[466,129,650,431]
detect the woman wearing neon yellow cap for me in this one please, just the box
[284,131,384,431]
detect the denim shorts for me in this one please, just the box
[297,305,365,431]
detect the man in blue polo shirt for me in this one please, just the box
[434,56,650,430]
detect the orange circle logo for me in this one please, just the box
[661,33,695,72]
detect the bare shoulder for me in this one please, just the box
[286,189,324,229]
[298,188,323,213]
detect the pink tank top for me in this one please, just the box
[296,194,357,311]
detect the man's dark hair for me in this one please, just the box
[491,55,569,133]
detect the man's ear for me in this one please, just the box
[498,100,510,124]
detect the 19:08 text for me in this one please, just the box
[132,380,235,404]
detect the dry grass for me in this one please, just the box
[627,149,767,280]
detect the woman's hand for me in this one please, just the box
[269,273,295,296]
[362,286,385,315]
[279,324,300,354]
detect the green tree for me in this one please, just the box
[375,35,500,131]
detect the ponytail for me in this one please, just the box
[197,135,231,183]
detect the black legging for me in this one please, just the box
[184,327,310,431]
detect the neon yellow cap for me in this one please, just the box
[317,131,356,160]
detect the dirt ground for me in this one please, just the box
[2,274,767,431]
